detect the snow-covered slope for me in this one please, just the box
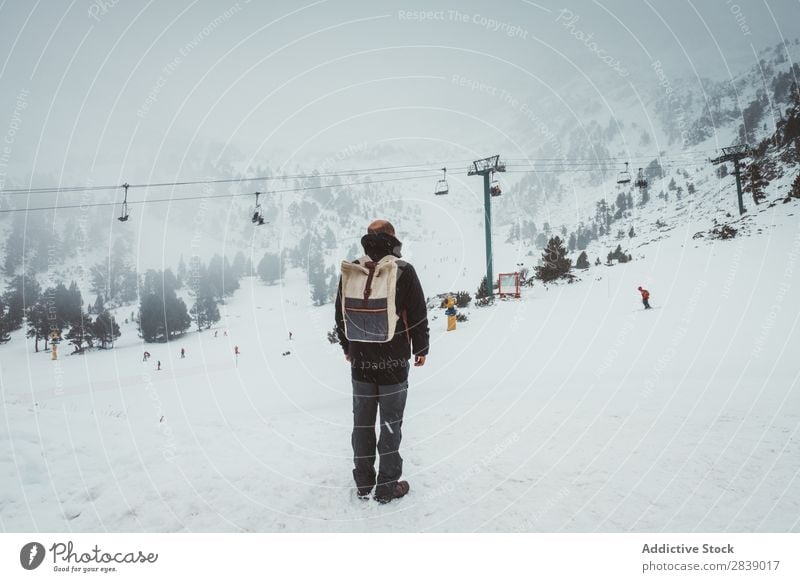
[2,191,798,532]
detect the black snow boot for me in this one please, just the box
[356,485,373,500]
[375,480,410,504]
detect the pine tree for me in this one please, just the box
[607,245,631,264]
[26,300,50,352]
[327,325,339,344]
[3,273,41,330]
[0,311,11,344]
[3,213,25,275]
[576,229,589,250]
[454,291,472,307]
[50,283,71,337]
[93,310,121,348]
[476,276,490,299]
[93,294,105,314]
[206,255,231,299]
[177,255,187,288]
[164,292,191,340]
[65,316,94,354]
[744,159,768,204]
[257,253,281,284]
[117,265,138,305]
[790,172,800,199]
[534,236,572,282]
[190,279,220,332]
[138,293,165,342]
[595,200,609,230]
[90,257,137,306]
[576,251,590,269]
[65,282,83,326]
[138,269,191,342]
[308,254,329,306]
[231,251,249,279]
[615,192,628,217]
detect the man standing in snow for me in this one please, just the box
[638,286,652,309]
[335,220,429,503]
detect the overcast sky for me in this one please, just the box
[1,0,798,185]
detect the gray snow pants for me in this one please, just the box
[351,379,408,492]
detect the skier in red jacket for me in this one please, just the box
[638,286,651,309]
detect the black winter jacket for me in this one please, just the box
[334,247,429,384]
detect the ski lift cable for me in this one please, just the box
[502,148,721,162]
[0,150,719,197]
[0,160,479,197]
[0,171,443,214]
[503,160,708,169]
[504,163,707,174]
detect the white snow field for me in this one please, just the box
[2,196,800,533]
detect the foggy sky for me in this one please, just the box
[0,0,798,186]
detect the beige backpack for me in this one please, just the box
[340,255,400,343]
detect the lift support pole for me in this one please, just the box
[468,155,506,298]
[483,172,492,296]
[711,144,750,215]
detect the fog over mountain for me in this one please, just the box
[1,0,797,182]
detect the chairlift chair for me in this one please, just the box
[489,171,502,196]
[251,191,266,226]
[635,167,648,190]
[434,168,449,195]
[117,183,130,222]
[617,162,632,185]
[118,201,129,222]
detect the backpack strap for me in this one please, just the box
[362,261,377,306]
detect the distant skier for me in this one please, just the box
[143,350,150,362]
[289,331,293,340]
[180,348,185,359]
[214,330,218,338]
[638,286,652,309]
[157,360,162,371]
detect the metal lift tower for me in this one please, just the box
[468,155,506,298]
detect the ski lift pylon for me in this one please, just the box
[117,183,130,222]
[434,167,449,195]
[617,162,632,185]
